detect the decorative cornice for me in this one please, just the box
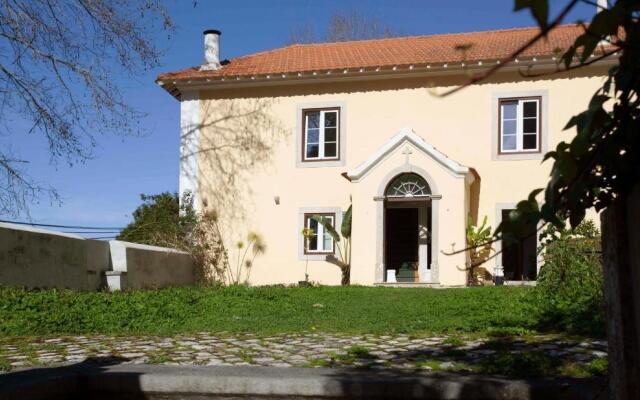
[346,127,470,182]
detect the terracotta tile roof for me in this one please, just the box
[157,24,590,82]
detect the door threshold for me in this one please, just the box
[374,282,441,288]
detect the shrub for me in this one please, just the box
[534,220,604,336]
[466,215,494,286]
[118,192,196,246]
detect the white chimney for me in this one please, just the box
[597,0,608,12]
[202,29,221,71]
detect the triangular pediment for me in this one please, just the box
[346,127,470,182]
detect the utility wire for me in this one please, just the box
[64,231,122,234]
[0,219,124,231]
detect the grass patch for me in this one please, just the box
[0,358,10,372]
[147,352,172,364]
[345,345,372,358]
[414,360,441,370]
[0,285,542,337]
[562,357,608,377]
[442,337,464,347]
[477,350,563,378]
[442,348,467,359]
[238,349,256,364]
[305,358,332,368]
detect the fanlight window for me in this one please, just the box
[385,173,431,197]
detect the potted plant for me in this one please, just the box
[300,227,314,287]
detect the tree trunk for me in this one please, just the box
[600,182,640,399]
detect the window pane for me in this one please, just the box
[307,112,320,129]
[501,102,517,120]
[324,127,337,142]
[324,143,337,157]
[523,101,537,118]
[307,128,319,143]
[502,135,516,151]
[308,234,318,251]
[503,120,517,135]
[523,118,537,134]
[324,112,337,127]
[523,134,537,150]
[306,218,318,251]
[306,144,319,158]
[323,231,333,251]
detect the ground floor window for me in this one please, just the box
[304,213,335,254]
[501,209,537,280]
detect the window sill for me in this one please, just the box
[301,253,335,261]
[297,159,345,168]
[492,152,544,161]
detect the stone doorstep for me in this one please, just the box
[0,364,606,400]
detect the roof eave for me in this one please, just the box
[156,54,619,100]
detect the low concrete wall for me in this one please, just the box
[0,223,196,291]
[107,241,196,291]
[0,363,607,400]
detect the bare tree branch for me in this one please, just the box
[0,0,173,216]
[288,10,402,44]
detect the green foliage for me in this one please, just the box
[500,0,640,236]
[341,205,352,239]
[117,192,196,246]
[312,204,352,285]
[345,345,373,358]
[534,220,604,336]
[479,350,562,378]
[585,357,608,376]
[0,286,542,337]
[466,215,494,285]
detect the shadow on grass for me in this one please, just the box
[311,336,608,379]
[319,337,609,399]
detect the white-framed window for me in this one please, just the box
[303,108,339,161]
[499,97,541,153]
[304,213,335,254]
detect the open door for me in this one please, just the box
[385,207,419,282]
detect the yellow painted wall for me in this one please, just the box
[197,67,607,286]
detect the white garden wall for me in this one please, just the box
[0,222,196,291]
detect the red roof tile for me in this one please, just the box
[157,24,590,82]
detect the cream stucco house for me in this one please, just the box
[157,25,613,287]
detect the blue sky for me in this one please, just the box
[6,0,597,236]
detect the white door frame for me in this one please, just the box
[374,165,440,284]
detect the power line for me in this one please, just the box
[0,219,124,231]
[65,231,122,234]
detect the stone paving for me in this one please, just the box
[0,333,607,374]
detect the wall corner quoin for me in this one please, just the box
[179,89,202,212]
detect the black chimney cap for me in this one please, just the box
[203,29,222,35]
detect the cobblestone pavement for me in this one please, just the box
[0,333,608,374]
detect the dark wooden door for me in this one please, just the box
[501,209,537,280]
[385,208,419,281]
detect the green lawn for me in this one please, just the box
[0,285,547,337]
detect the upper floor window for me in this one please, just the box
[304,213,335,254]
[499,97,541,154]
[302,108,340,161]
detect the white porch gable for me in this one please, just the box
[346,127,471,182]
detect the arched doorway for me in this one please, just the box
[383,173,432,283]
